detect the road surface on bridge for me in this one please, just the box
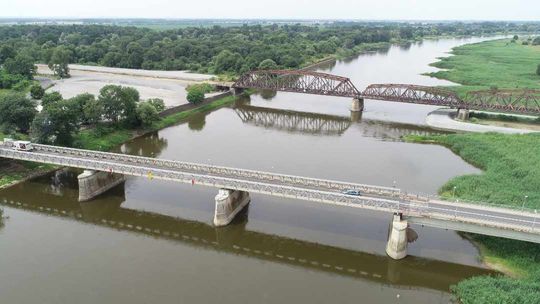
[0,143,539,243]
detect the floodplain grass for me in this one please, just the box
[427,39,540,98]
[406,133,540,303]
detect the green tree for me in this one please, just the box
[0,92,37,133]
[3,54,36,79]
[0,45,15,65]
[513,35,519,41]
[147,98,165,112]
[41,91,63,108]
[187,88,204,104]
[30,99,80,145]
[48,46,72,78]
[537,64,540,76]
[213,50,243,73]
[258,59,278,70]
[68,93,96,124]
[83,99,104,125]
[533,37,540,46]
[98,85,140,125]
[30,84,45,100]
[136,101,160,126]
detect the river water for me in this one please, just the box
[0,37,499,303]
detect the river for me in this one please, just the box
[0,37,500,303]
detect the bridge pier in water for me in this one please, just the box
[456,109,470,121]
[214,189,251,226]
[77,170,126,202]
[350,98,364,112]
[386,214,409,260]
[232,87,245,96]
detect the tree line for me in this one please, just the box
[1,22,538,76]
[0,86,165,146]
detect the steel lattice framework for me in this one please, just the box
[235,105,351,135]
[233,70,362,98]
[233,70,540,115]
[361,84,465,108]
[465,89,540,114]
[1,143,540,243]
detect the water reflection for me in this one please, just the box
[259,89,278,101]
[0,176,494,292]
[234,104,352,136]
[234,101,446,140]
[188,112,207,131]
[119,132,168,156]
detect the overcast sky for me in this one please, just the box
[2,0,539,21]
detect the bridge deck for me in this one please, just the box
[0,143,539,243]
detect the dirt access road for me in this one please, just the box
[37,64,216,108]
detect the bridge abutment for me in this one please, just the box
[78,170,126,202]
[456,109,470,121]
[350,98,364,112]
[214,189,251,226]
[232,88,245,96]
[386,214,408,260]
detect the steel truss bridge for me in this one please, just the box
[234,105,352,135]
[233,70,540,115]
[1,143,539,244]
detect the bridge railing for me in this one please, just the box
[28,144,401,197]
[1,144,539,238]
[402,192,539,214]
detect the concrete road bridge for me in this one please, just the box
[0,190,493,290]
[232,70,540,116]
[1,142,539,260]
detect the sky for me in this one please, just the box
[1,0,539,21]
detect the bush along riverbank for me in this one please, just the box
[406,133,540,303]
[0,90,240,188]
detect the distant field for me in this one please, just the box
[428,38,540,96]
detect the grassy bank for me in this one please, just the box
[428,38,540,97]
[0,94,237,189]
[406,133,540,303]
[74,94,237,151]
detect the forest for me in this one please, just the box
[1,21,539,77]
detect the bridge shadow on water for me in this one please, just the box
[233,100,448,140]
[0,170,494,293]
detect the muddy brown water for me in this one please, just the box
[0,37,501,303]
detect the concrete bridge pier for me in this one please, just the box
[350,98,364,112]
[456,109,470,121]
[78,170,126,202]
[386,213,408,260]
[214,189,251,227]
[232,88,245,96]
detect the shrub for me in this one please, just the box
[41,91,63,108]
[533,37,540,45]
[537,63,540,76]
[136,101,160,126]
[187,89,204,104]
[147,98,165,112]
[186,83,215,94]
[30,84,45,99]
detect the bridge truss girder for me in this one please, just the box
[233,70,362,98]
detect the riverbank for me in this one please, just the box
[407,130,540,303]
[428,38,540,97]
[426,109,536,134]
[418,37,540,303]
[0,93,239,187]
